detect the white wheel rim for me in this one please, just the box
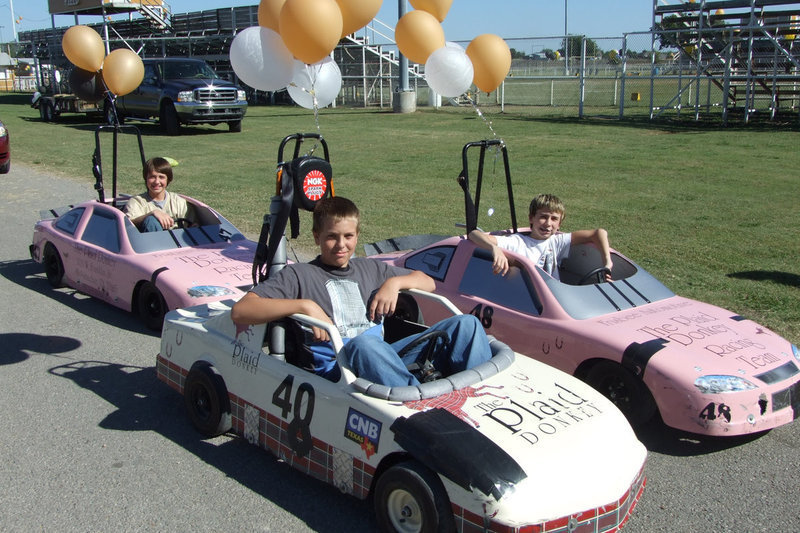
[386,488,423,533]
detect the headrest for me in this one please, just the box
[287,156,333,212]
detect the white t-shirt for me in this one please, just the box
[495,232,572,280]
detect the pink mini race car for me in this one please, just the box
[367,140,800,437]
[29,125,256,329]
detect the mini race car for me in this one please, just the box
[366,140,800,437]
[29,125,255,329]
[157,135,647,532]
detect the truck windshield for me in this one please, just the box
[163,61,219,80]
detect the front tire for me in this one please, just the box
[586,360,656,424]
[374,461,454,533]
[137,281,167,330]
[184,364,232,437]
[43,243,64,287]
[0,160,9,174]
[227,120,242,133]
[160,102,180,136]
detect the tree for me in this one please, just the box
[542,48,558,61]
[509,47,528,60]
[560,36,602,58]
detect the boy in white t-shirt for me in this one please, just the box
[468,193,612,281]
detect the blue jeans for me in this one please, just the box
[342,314,491,387]
[141,214,164,232]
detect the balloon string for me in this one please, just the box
[465,94,502,142]
[286,63,323,157]
[465,94,504,212]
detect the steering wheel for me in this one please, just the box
[578,266,611,285]
[398,330,450,383]
[174,217,193,229]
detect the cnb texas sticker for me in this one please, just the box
[345,408,381,459]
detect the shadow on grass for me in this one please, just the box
[0,258,156,337]
[48,359,373,531]
[727,270,800,288]
[632,412,769,456]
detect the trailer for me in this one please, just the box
[31,92,103,122]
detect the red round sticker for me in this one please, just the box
[303,169,327,201]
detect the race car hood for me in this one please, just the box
[585,295,798,384]
[384,353,647,525]
[141,240,256,305]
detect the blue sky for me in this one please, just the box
[8,1,655,41]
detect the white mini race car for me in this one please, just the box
[157,135,647,531]
[157,289,647,532]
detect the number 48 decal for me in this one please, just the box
[699,402,732,423]
[272,375,316,457]
[469,303,494,328]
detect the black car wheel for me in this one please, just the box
[41,101,55,122]
[374,461,454,533]
[184,364,232,437]
[227,120,242,133]
[586,360,657,424]
[137,281,167,330]
[0,160,9,174]
[43,243,64,287]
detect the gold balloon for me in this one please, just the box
[258,0,286,33]
[466,34,511,93]
[101,49,145,97]
[279,0,344,64]
[409,0,452,22]
[62,25,105,72]
[336,0,382,38]
[395,10,445,65]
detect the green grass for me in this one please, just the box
[5,93,799,342]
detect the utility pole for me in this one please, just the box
[9,0,16,41]
[564,0,569,75]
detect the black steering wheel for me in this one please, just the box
[174,217,193,229]
[398,330,450,383]
[578,266,611,285]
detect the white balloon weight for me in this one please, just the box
[229,26,294,91]
[287,57,342,109]
[425,43,474,98]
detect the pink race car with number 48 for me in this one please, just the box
[29,125,256,329]
[367,140,800,437]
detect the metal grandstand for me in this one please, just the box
[652,0,800,123]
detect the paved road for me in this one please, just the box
[1,164,798,532]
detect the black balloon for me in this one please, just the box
[69,67,106,102]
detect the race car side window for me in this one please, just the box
[459,250,542,316]
[81,209,121,253]
[55,207,85,235]
[403,245,455,282]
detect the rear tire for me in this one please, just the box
[184,364,232,437]
[103,101,123,126]
[160,102,180,136]
[374,461,454,533]
[43,243,64,287]
[137,281,167,330]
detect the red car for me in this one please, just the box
[0,118,10,174]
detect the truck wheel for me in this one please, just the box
[40,101,55,122]
[137,281,167,330]
[374,461,454,533]
[43,243,65,287]
[104,101,123,126]
[160,102,180,136]
[227,120,242,133]
[184,364,232,437]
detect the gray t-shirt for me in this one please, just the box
[251,256,411,372]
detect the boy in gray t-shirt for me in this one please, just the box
[232,196,490,386]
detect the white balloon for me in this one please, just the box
[229,26,294,91]
[287,57,342,109]
[425,42,474,98]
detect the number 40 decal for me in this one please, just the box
[699,402,732,423]
[469,304,494,328]
[272,375,316,457]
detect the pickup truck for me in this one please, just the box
[107,57,248,135]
